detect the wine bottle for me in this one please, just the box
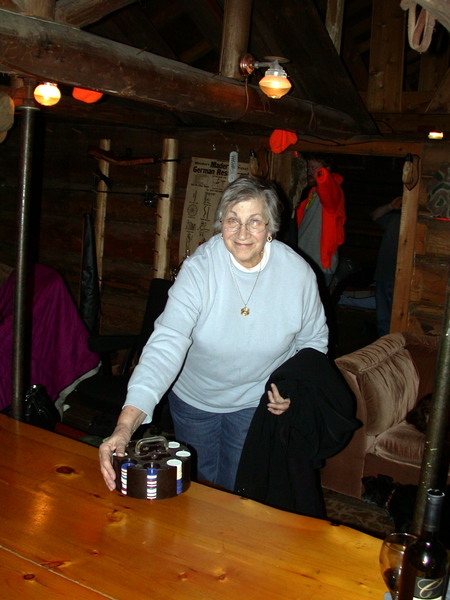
[398,489,449,600]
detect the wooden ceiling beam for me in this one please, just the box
[371,110,450,136]
[367,0,405,112]
[427,67,450,112]
[86,4,179,61]
[55,0,139,28]
[419,52,444,92]
[179,39,212,65]
[1,0,55,18]
[0,8,369,140]
[0,0,139,26]
[182,0,223,54]
[0,1,20,9]
[249,0,378,134]
[325,0,345,53]
[219,0,253,79]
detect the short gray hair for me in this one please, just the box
[214,176,282,234]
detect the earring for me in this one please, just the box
[267,234,273,243]
[220,233,223,239]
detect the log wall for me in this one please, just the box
[405,144,450,335]
[1,116,448,342]
[0,114,261,335]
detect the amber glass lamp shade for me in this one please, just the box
[33,82,61,107]
[258,61,292,99]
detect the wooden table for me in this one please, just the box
[0,414,386,599]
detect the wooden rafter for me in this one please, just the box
[0,0,139,24]
[368,0,406,112]
[0,8,368,140]
[427,67,450,112]
[326,0,345,53]
[55,0,139,27]
[0,0,25,9]
[249,0,377,133]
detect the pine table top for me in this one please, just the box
[0,414,386,600]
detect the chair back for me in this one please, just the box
[138,278,172,352]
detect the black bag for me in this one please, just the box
[24,384,61,431]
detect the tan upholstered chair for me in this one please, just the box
[321,332,449,499]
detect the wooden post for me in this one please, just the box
[153,138,178,279]
[391,178,421,333]
[326,0,345,53]
[269,151,292,201]
[219,0,253,79]
[367,0,405,113]
[94,137,110,290]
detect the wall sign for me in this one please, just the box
[179,157,249,262]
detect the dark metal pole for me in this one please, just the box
[411,274,450,534]
[10,81,39,421]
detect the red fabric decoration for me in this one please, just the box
[72,88,103,103]
[269,129,298,154]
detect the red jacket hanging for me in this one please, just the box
[296,168,346,269]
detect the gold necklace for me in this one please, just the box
[229,255,262,316]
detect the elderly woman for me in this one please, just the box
[99,175,328,492]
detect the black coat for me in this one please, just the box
[234,348,360,518]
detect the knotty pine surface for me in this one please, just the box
[0,414,386,600]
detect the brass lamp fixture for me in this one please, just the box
[239,54,292,99]
[33,82,61,107]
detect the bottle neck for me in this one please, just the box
[421,490,444,536]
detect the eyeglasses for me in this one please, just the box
[221,217,268,234]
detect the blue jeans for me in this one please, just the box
[168,391,256,491]
[376,280,394,337]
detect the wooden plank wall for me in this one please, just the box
[406,143,450,335]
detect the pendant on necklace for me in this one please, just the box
[241,306,250,316]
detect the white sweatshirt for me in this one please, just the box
[125,234,328,422]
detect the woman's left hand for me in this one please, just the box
[267,383,291,415]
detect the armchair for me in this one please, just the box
[321,332,449,499]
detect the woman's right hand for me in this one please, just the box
[99,424,132,491]
[98,406,146,491]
